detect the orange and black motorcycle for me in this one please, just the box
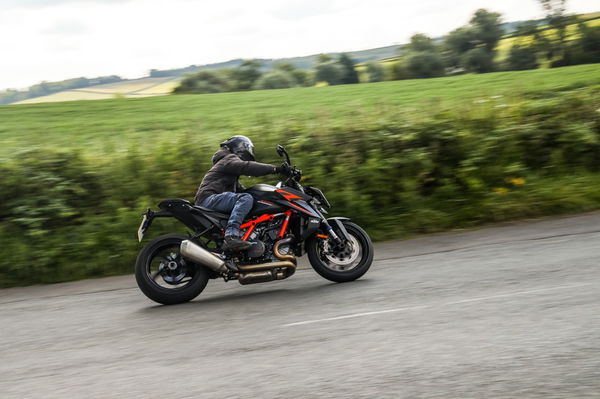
[134,145,373,305]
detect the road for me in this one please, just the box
[1,213,599,398]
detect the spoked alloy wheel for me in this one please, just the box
[321,234,362,272]
[135,234,209,305]
[307,221,374,283]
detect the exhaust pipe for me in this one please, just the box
[237,237,297,283]
[180,240,227,273]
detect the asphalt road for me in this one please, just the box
[1,213,600,398]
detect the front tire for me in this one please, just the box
[307,221,374,283]
[135,234,209,305]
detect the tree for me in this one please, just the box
[507,45,539,70]
[274,63,296,73]
[173,70,229,94]
[409,33,436,53]
[366,61,385,82]
[231,60,262,90]
[407,52,445,78]
[539,0,568,41]
[317,53,333,63]
[314,55,343,85]
[445,27,477,55]
[470,9,503,53]
[442,9,502,73]
[253,70,296,90]
[291,69,313,86]
[577,24,600,63]
[338,53,359,84]
[537,0,576,62]
[461,47,495,73]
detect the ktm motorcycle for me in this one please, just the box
[134,145,374,305]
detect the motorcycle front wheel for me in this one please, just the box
[306,221,374,283]
[135,234,209,305]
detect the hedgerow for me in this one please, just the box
[0,83,599,287]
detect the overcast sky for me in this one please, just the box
[0,0,597,90]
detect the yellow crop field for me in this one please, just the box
[15,77,181,104]
[357,15,600,69]
[132,79,181,95]
[497,18,599,60]
[16,91,116,104]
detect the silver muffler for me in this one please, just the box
[180,240,227,273]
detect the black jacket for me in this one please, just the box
[194,148,277,204]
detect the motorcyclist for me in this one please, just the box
[194,135,290,251]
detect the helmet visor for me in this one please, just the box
[238,140,255,161]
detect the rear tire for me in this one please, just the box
[307,221,374,283]
[135,234,209,305]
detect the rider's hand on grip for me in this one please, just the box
[278,162,293,176]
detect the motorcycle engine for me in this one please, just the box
[246,227,266,258]
[247,240,265,258]
[244,221,283,260]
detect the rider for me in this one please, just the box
[194,135,290,251]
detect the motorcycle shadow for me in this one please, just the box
[138,278,372,311]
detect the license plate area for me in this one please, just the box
[137,215,148,242]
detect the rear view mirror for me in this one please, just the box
[276,145,285,158]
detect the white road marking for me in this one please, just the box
[281,282,593,327]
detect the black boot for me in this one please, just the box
[223,235,253,252]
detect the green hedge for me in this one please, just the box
[1,87,599,287]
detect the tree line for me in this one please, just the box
[174,1,600,94]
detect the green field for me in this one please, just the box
[2,64,600,158]
[1,64,600,287]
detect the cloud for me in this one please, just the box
[1,0,132,9]
[41,19,89,35]
[0,0,598,91]
[270,0,348,20]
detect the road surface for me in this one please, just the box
[1,213,599,398]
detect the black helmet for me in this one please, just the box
[220,135,255,161]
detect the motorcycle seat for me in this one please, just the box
[192,205,230,220]
[158,199,230,219]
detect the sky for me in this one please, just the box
[0,0,597,91]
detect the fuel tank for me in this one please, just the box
[245,184,286,216]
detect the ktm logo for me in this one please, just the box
[276,190,302,201]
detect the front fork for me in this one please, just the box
[317,213,350,246]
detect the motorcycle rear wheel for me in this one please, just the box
[307,221,373,283]
[135,234,209,305]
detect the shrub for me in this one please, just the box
[253,70,296,90]
[315,62,344,85]
[507,45,539,70]
[461,47,495,73]
[407,52,445,78]
[173,70,229,94]
[2,83,600,287]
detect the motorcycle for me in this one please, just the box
[134,145,374,305]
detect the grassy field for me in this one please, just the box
[14,77,180,104]
[1,63,599,159]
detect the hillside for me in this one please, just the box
[1,63,599,158]
[7,11,599,105]
[14,77,180,104]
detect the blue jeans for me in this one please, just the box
[200,192,254,237]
